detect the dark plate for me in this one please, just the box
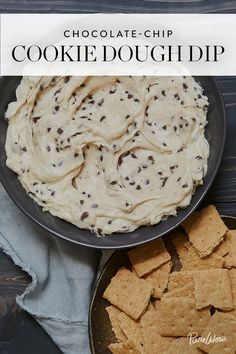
[89,215,236,354]
[0,76,226,249]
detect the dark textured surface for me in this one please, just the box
[0,1,236,353]
[0,0,236,13]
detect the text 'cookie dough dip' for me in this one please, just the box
[5,76,209,235]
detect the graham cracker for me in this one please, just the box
[197,311,236,354]
[127,238,171,277]
[229,268,236,307]
[181,245,224,271]
[106,306,127,342]
[140,303,174,354]
[171,232,189,258]
[144,260,171,298]
[213,238,229,257]
[164,284,194,299]
[166,338,203,354]
[117,312,144,353]
[103,267,153,320]
[108,340,141,354]
[183,205,228,258]
[159,297,210,337]
[167,271,194,292]
[223,230,236,268]
[193,269,234,310]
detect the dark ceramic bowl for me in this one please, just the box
[0,76,226,249]
[89,216,236,354]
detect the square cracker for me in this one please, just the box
[103,267,153,320]
[180,245,224,271]
[171,232,189,258]
[229,268,236,307]
[108,340,141,354]
[166,338,203,354]
[164,284,194,299]
[144,260,171,298]
[127,239,171,277]
[140,302,174,354]
[223,230,236,268]
[159,297,210,337]
[193,269,234,310]
[167,271,194,292]
[117,312,144,353]
[197,311,236,354]
[106,306,127,342]
[183,205,228,258]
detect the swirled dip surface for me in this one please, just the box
[5,76,209,234]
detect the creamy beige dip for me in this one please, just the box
[5,76,209,234]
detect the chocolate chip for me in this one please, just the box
[162,90,166,96]
[198,94,202,99]
[196,156,203,160]
[100,115,106,122]
[182,184,188,188]
[161,177,168,187]
[56,128,63,135]
[134,98,140,102]
[130,181,135,186]
[136,185,141,190]
[54,89,61,96]
[81,212,89,221]
[174,126,177,132]
[110,181,117,185]
[131,153,137,159]
[177,177,181,182]
[55,105,59,111]
[158,171,163,176]
[80,83,86,87]
[125,114,130,120]
[32,116,41,123]
[148,155,154,163]
[127,94,133,99]
[100,155,103,162]
[174,93,180,100]
[21,147,27,152]
[51,191,55,196]
[47,145,51,152]
[64,76,70,83]
[88,100,95,104]
[162,125,167,130]
[183,83,188,90]
[74,152,79,158]
[154,96,158,100]
[145,179,149,185]
[118,156,123,166]
[97,99,104,107]
[109,88,116,94]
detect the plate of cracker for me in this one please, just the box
[89,205,236,353]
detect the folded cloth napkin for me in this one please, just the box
[0,183,101,354]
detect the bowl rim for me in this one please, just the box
[0,76,227,250]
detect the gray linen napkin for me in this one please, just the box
[0,183,101,354]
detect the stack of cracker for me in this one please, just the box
[103,205,236,354]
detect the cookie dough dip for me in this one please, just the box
[5,76,209,235]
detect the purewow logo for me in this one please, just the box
[187,332,227,346]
